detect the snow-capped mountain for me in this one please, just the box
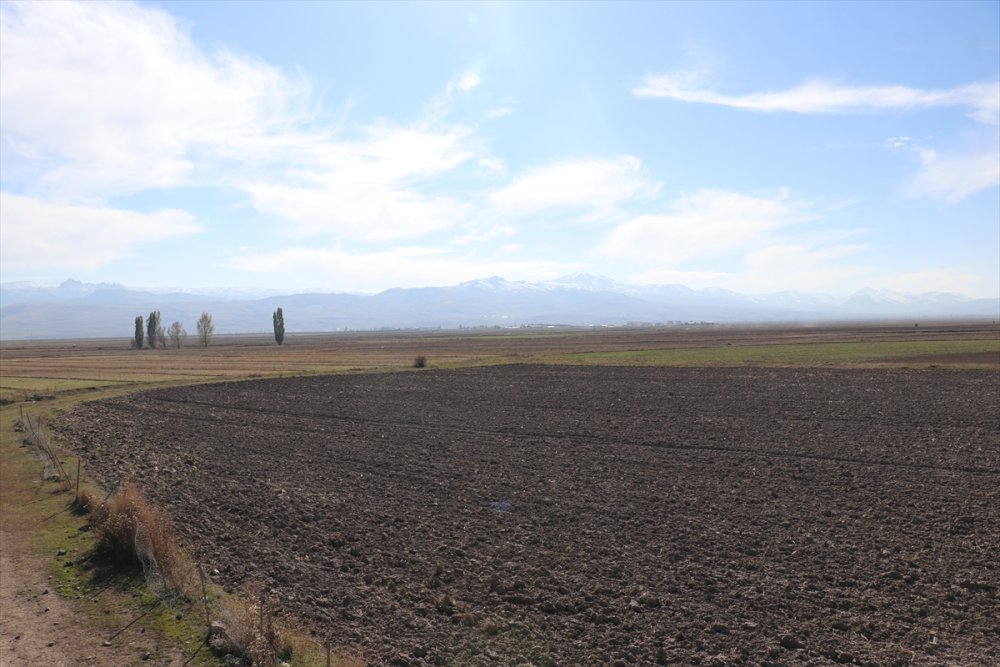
[1,276,997,339]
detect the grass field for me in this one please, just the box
[3,322,996,394]
[551,338,1000,367]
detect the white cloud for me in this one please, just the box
[1,1,493,243]
[446,70,481,96]
[631,243,868,294]
[633,74,1000,123]
[450,225,517,246]
[487,106,514,119]
[227,245,568,292]
[885,136,916,150]
[872,268,997,297]
[0,0,314,199]
[602,190,883,294]
[245,123,479,241]
[477,157,508,176]
[734,243,867,293]
[908,148,1000,203]
[424,68,482,120]
[600,189,800,263]
[0,192,200,272]
[489,156,660,217]
[630,269,731,288]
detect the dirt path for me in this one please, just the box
[0,401,194,667]
[0,528,153,667]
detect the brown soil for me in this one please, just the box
[57,366,1000,666]
[891,350,1000,366]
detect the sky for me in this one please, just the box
[1,0,998,297]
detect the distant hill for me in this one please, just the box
[1,276,997,340]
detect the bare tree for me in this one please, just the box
[196,311,214,347]
[167,321,187,349]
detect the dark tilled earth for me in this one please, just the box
[58,366,999,666]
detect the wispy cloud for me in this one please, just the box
[0,193,200,273]
[633,73,1000,123]
[604,190,875,294]
[886,135,1000,203]
[227,245,569,292]
[629,268,731,287]
[734,243,867,294]
[908,147,1000,203]
[631,243,868,295]
[486,106,514,119]
[489,156,660,218]
[600,189,801,263]
[872,268,998,297]
[446,70,481,96]
[244,123,479,241]
[1,1,493,244]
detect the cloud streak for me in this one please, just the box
[0,193,200,273]
[633,74,1000,123]
[908,147,1000,203]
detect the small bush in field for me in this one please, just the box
[413,355,427,368]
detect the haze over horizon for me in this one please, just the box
[2,1,998,298]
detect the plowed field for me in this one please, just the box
[58,366,999,666]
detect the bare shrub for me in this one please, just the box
[219,587,292,665]
[85,484,332,665]
[413,355,427,368]
[90,482,199,600]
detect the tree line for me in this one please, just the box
[132,308,286,349]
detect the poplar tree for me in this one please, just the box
[133,316,144,349]
[272,307,285,345]
[146,311,161,349]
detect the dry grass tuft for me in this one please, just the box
[219,587,293,665]
[52,478,74,494]
[87,484,313,665]
[89,482,200,601]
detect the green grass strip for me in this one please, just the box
[546,339,1000,367]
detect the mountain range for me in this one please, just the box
[1,276,997,340]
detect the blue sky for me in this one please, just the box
[1,0,998,296]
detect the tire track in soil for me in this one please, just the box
[138,396,1000,476]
